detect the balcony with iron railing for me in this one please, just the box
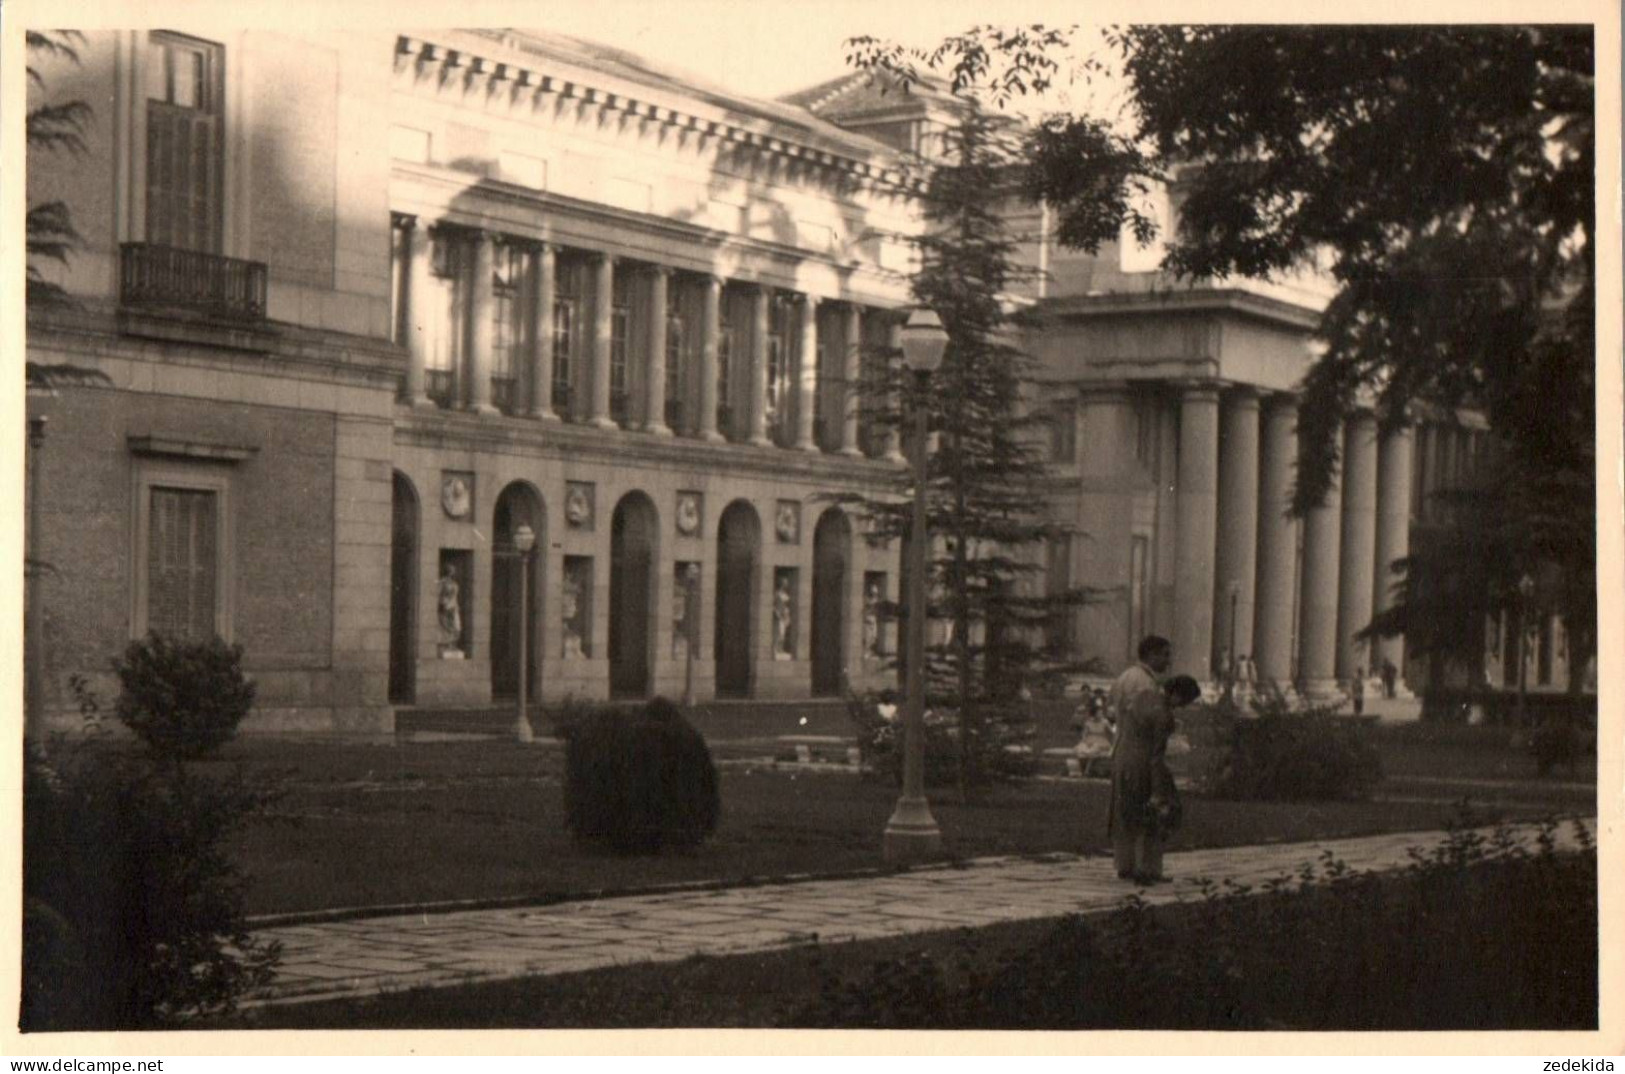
[120,243,268,322]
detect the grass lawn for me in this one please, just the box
[221,720,1594,917]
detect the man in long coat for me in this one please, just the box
[1106,635,1172,732]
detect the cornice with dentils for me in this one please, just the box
[395,34,927,197]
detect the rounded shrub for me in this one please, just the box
[563,697,720,854]
[114,633,257,761]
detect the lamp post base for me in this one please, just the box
[514,711,534,743]
[882,796,942,865]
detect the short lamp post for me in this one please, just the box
[883,306,947,865]
[513,523,536,743]
[1225,580,1240,700]
[1516,572,1536,727]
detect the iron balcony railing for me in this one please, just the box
[120,242,268,322]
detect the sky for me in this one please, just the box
[440,0,1130,123]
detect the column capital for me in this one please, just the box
[390,211,418,230]
[646,263,675,279]
[1174,379,1224,402]
[1223,383,1263,403]
[798,292,820,309]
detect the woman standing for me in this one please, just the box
[1108,674,1202,883]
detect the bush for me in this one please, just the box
[846,691,1037,789]
[564,698,720,854]
[22,731,280,1029]
[114,633,257,761]
[1199,687,1382,800]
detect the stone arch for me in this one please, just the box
[610,490,660,699]
[491,481,545,701]
[811,507,853,697]
[715,499,762,698]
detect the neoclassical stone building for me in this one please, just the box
[25,27,1572,734]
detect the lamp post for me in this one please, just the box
[883,307,947,865]
[26,415,47,756]
[1516,573,1535,727]
[513,523,536,743]
[682,562,700,707]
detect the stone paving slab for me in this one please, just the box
[246,819,1593,1010]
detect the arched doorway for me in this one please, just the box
[610,492,659,699]
[388,472,419,704]
[715,500,761,697]
[491,483,544,701]
[811,508,851,696]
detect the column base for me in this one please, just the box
[528,408,561,422]
[406,395,438,411]
[588,416,619,431]
[836,446,864,459]
[467,403,501,418]
[882,796,943,865]
[748,435,774,449]
[642,422,674,437]
[883,450,907,465]
[697,430,727,444]
[794,440,820,454]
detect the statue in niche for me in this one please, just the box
[863,580,881,659]
[437,564,463,656]
[565,484,593,529]
[676,493,700,537]
[562,571,585,659]
[772,574,794,660]
[672,576,689,661]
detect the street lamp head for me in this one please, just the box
[900,306,948,375]
[514,523,536,554]
[1517,573,1536,600]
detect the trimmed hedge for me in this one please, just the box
[563,698,720,854]
[1199,688,1383,800]
[114,634,257,761]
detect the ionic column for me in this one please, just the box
[1252,394,1299,685]
[527,242,558,421]
[466,230,499,416]
[643,266,673,436]
[1298,423,1344,696]
[838,304,863,457]
[1214,388,1260,671]
[1372,420,1415,680]
[1336,411,1379,680]
[1173,384,1221,681]
[400,215,434,409]
[588,252,616,430]
[795,295,820,452]
[748,285,772,447]
[882,315,905,464]
[1076,385,1135,665]
[697,275,724,443]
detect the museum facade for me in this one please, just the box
[25,27,1575,734]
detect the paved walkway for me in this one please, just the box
[246,819,1593,1010]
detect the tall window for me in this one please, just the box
[610,273,631,425]
[491,241,524,414]
[425,231,462,408]
[767,295,791,443]
[147,487,218,641]
[1134,396,1155,465]
[1050,402,1077,463]
[717,310,735,438]
[146,32,224,252]
[553,259,579,414]
[665,306,685,432]
[1129,534,1150,660]
[1046,535,1074,653]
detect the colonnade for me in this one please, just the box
[1123,383,1420,694]
[391,214,903,460]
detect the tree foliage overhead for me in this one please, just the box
[850,24,1598,680]
[27,30,93,310]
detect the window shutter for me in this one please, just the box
[146,102,222,252]
[147,488,218,641]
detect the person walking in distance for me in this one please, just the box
[1109,673,1202,883]
[1349,669,1366,716]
